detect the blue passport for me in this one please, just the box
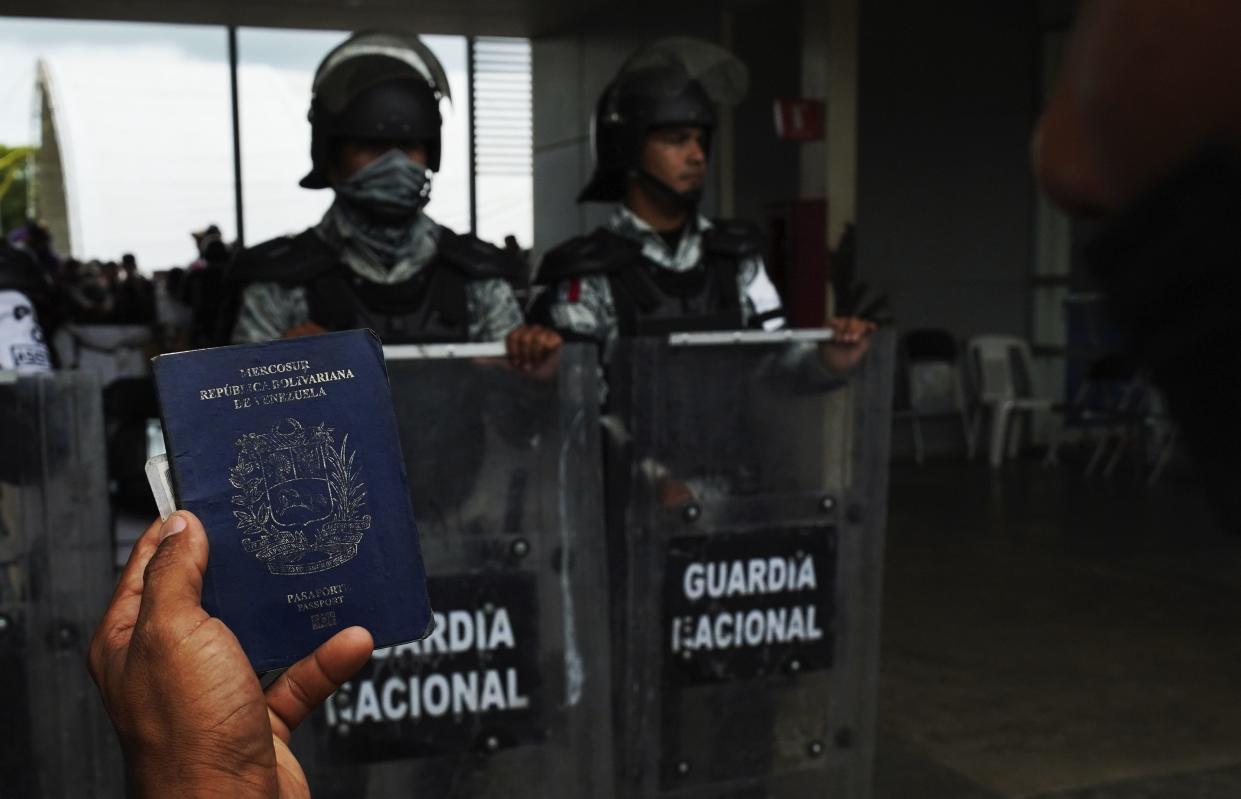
[152,330,433,672]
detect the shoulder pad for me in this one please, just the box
[703,219,764,258]
[226,229,337,285]
[536,228,641,285]
[435,228,525,281]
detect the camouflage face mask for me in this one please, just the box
[334,149,432,223]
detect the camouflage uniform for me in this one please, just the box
[533,206,785,359]
[231,207,523,344]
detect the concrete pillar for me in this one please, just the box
[825,0,858,249]
[800,0,828,203]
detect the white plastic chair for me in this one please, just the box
[966,335,1054,468]
[892,329,975,463]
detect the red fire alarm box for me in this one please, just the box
[773,98,825,141]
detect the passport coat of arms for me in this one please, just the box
[229,418,372,575]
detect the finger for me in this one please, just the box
[518,329,536,369]
[508,329,532,369]
[266,626,374,742]
[109,516,166,611]
[133,511,211,641]
[524,328,541,365]
[90,516,167,677]
[284,323,325,339]
[533,336,550,362]
[538,328,562,357]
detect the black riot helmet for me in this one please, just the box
[300,31,453,189]
[579,37,748,204]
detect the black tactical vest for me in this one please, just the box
[535,219,766,336]
[226,226,521,345]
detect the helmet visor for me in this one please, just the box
[313,31,452,116]
[616,37,748,107]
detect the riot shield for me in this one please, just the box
[0,372,123,798]
[607,330,894,798]
[295,342,614,799]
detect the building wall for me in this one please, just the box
[729,0,803,228]
[531,28,637,259]
[857,0,1040,342]
[798,0,829,202]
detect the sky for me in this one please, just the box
[0,19,359,145]
[0,17,531,268]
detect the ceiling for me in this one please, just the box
[0,0,615,37]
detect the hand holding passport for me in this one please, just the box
[150,329,434,671]
[89,512,374,798]
[89,330,435,796]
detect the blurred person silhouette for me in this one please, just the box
[191,224,224,271]
[1034,0,1241,530]
[185,238,231,347]
[154,266,194,350]
[114,253,156,325]
[6,218,59,275]
[63,260,115,323]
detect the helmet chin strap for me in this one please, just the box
[634,169,703,214]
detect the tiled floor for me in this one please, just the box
[105,455,1241,797]
[877,458,1241,798]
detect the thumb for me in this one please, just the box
[134,511,211,637]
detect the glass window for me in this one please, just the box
[425,35,471,234]
[472,37,533,249]
[237,29,471,243]
[235,27,344,246]
[0,18,234,271]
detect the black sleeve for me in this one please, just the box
[1087,147,1241,532]
[525,284,556,329]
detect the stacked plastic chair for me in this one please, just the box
[893,329,975,463]
[965,335,1054,468]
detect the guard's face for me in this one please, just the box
[330,141,429,184]
[640,126,707,194]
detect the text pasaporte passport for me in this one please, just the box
[152,330,433,672]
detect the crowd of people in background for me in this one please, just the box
[5,218,234,351]
[4,216,533,358]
